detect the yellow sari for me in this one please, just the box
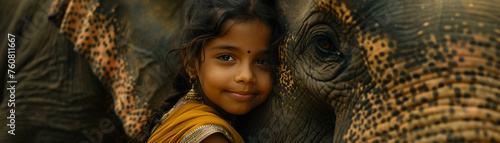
[148,100,244,143]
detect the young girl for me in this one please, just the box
[140,0,284,142]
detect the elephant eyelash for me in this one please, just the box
[314,35,342,56]
[311,32,344,62]
[299,22,344,59]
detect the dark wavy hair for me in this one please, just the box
[133,0,284,142]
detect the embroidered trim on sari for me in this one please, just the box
[180,124,235,143]
[147,98,243,143]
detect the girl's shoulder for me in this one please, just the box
[148,99,244,143]
[181,123,235,143]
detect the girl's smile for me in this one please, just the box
[195,18,273,116]
[225,90,258,101]
[146,0,283,142]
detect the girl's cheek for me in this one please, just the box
[260,72,273,93]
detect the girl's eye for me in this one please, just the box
[217,54,235,61]
[256,58,267,65]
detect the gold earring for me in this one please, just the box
[185,76,202,101]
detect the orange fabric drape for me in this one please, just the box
[148,101,243,143]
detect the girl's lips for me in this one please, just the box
[226,91,256,101]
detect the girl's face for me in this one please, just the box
[196,18,273,115]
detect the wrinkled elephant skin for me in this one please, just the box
[1,0,182,142]
[1,0,500,142]
[239,0,500,142]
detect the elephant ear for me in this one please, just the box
[48,0,181,136]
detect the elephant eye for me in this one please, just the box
[319,39,331,50]
[313,35,342,57]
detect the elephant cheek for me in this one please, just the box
[347,33,500,142]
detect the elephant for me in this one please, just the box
[238,0,500,142]
[1,0,499,142]
[1,0,183,142]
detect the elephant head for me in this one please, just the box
[239,0,500,142]
[2,0,499,142]
[1,0,184,142]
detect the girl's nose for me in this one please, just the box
[234,63,256,85]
